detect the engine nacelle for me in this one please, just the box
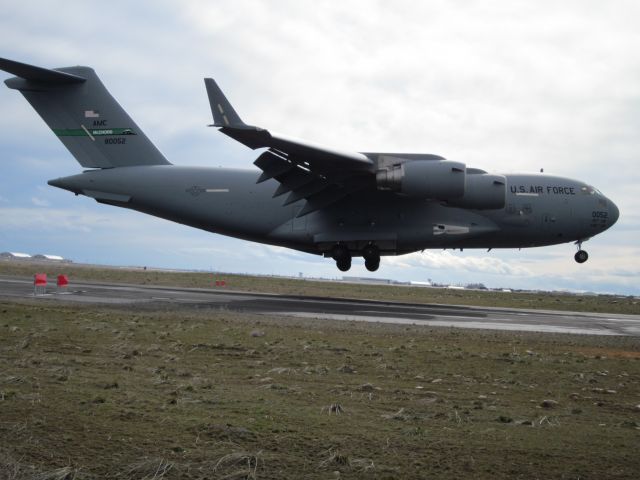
[376,160,466,199]
[447,173,506,210]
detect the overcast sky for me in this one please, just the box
[1,1,639,294]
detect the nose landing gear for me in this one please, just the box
[574,241,589,264]
[575,250,589,264]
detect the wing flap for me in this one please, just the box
[271,169,316,197]
[298,188,349,217]
[283,180,328,206]
[253,151,294,183]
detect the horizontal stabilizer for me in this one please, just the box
[0,57,85,84]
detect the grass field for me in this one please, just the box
[1,298,640,479]
[1,260,638,315]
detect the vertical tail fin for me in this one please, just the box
[1,58,170,168]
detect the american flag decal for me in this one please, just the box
[84,110,100,118]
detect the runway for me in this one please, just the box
[1,275,639,336]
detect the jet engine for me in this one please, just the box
[376,160,506,210]
[447,172,506,210]
[376,160,466,199]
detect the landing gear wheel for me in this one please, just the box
[364,258,380,272]
[332,243,352,272]
[337,257,352,272]
[574,250,588,264]
[362,243,380,272]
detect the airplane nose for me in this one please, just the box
[609,200,620,226]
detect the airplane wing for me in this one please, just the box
[204,78,376,216]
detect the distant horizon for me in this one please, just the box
[2,254,635,297]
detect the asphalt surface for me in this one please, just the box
[1,275,639,336]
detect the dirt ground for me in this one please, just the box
[1,299,639,479]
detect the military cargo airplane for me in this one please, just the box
[0,58,619,272]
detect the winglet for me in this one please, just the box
[204,78,246,127]
[0,57,86,85]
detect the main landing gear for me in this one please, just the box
[331,243,381,272]
[332,244,352,272]
[363,243,380,272]
[574,241,589,264]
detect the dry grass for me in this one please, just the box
[212,451,261,479]
[120,459,173,479]
[1,299,639,478]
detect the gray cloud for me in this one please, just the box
[386,250,532,276]
[0,1,638,293]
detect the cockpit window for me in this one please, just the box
[581,185,598,195]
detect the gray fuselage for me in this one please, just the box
[49,165,619,258]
